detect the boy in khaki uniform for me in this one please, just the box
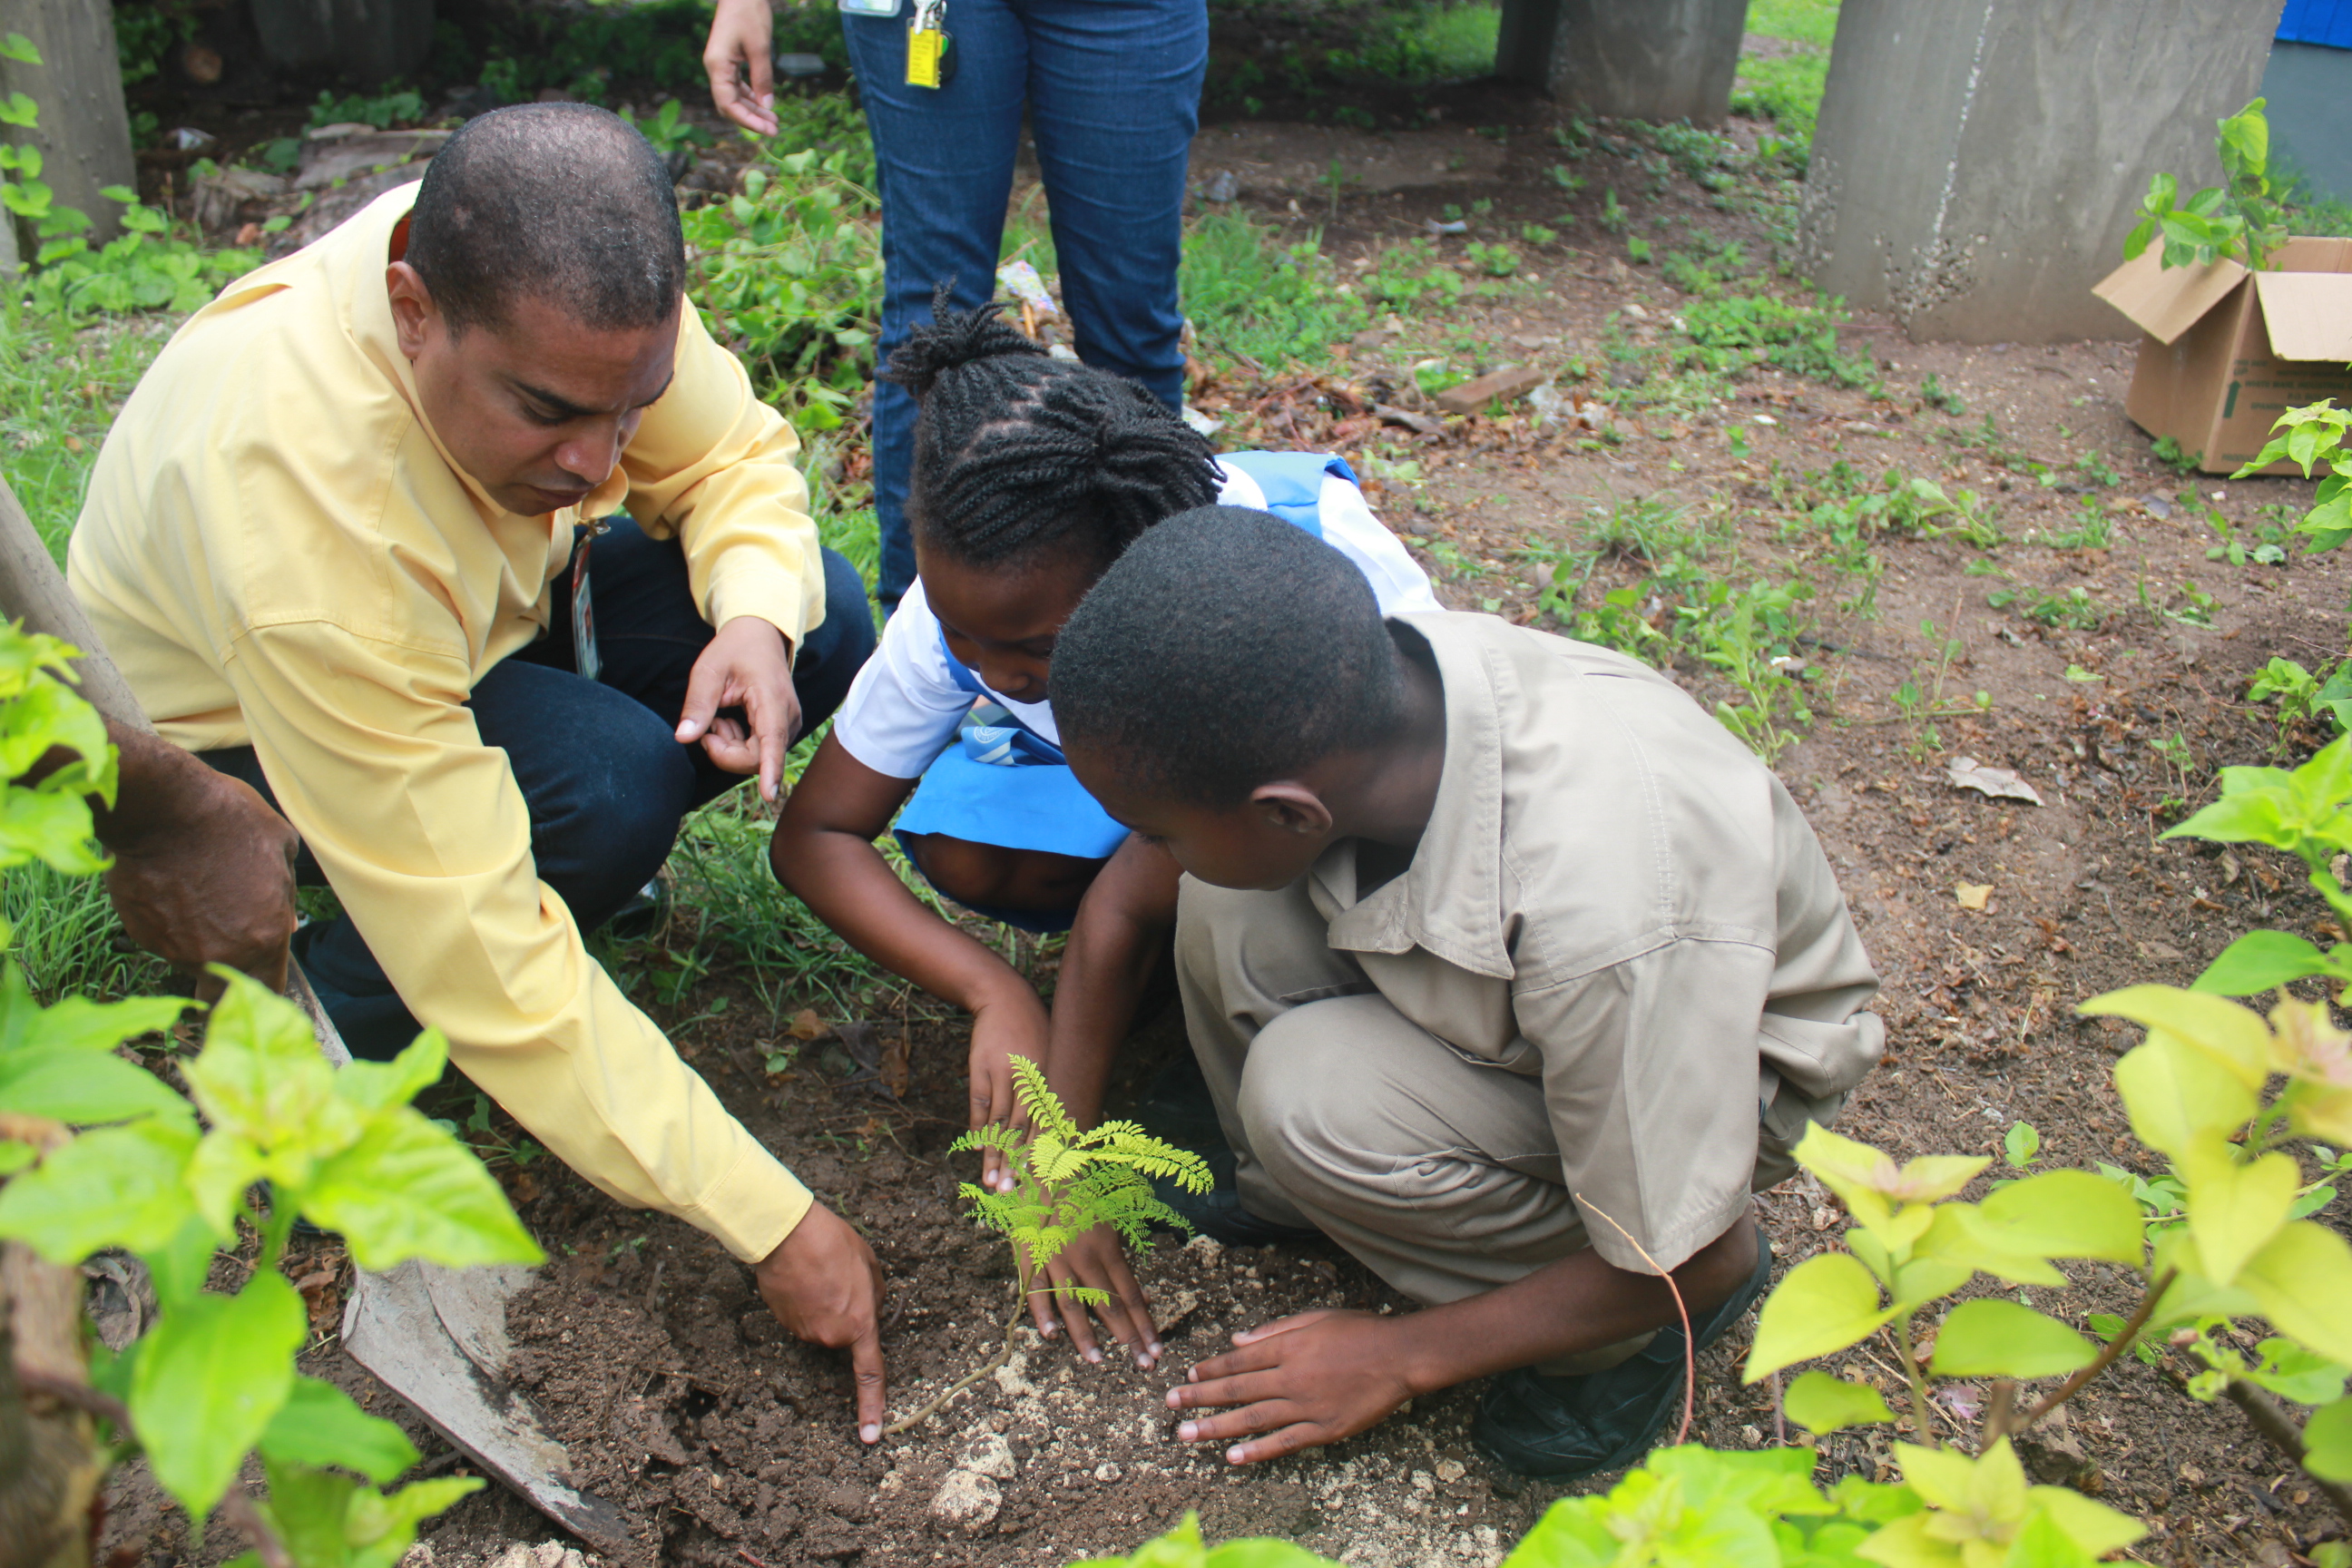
[1040,506,1882,1479]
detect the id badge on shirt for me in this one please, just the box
[839,0,900,13]
[570,536,601,681]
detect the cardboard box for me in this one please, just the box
[2092,237,2352,475]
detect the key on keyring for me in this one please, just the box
[906,0,956,87]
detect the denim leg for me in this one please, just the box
[205,531,876,1059]
[202,662,694,1060]
[1023,0,1205,413]
[843,0,1031,608]
[553,520,877,805]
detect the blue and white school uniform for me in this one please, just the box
[828,452,1443,927]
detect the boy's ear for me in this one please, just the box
[1250,782,1334,838]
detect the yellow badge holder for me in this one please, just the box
[906,0,955,88]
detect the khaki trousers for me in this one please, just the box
[1177,875,1661,1371]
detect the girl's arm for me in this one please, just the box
[771,733,1048,1161]
[1044,833,1183,1125]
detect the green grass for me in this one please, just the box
[2,861,169,1002]
[1732,0,1838,158]
[0,307,172,558]
[1401,1,1500,80]
[1746,0,1839,48]
[1181,211,1370,368]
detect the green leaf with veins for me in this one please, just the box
[0,1118,204,1260]
[1782,1371,1895,1436]
[1745,1253,1895,1382]
[1928,1299,2098,1379]
[301,1108,541,1270]
[130,1271,306,1516]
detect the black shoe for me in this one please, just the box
[1471,1224,1774,1480]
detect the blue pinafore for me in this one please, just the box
[892,451,1353,931]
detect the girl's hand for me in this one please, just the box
[966,994,1047,1192]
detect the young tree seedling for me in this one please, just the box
[882,1057,1210,1436]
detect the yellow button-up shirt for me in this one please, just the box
[69,183,820,1262]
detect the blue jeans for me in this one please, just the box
[206,523,877,1060]
[844,0,1208,605]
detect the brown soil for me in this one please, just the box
[96,101,2352,1568]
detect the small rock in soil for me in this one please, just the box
[929,1468,1002,1531]
[958,1431,1019,1480]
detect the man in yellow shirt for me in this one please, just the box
[70,105,892,1440]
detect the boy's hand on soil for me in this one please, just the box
[1168,1309,1414,1465]
[966,999,1045,1193]
[756,1202,888,1444]
[1034,1224,1162,1370]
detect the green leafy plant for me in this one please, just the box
[2151,434,2202,475]
[2237,397,2352,555]
[620,98,711,158]
[0,619,540,1565]
[884,1058,1210,1435]
[2160,732,2352,997]
[308,88,427,132]
[2249,657,2352,749]
[2125,99,2287,270]
[681,142,880,428]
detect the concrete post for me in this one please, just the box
[1798,0,2279,343]
[1495,0,1750,122]
[0,0,136,250]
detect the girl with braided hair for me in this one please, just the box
[769,301,1437,1359]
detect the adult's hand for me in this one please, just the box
[1168,1309,1416,1465]
[100,728,299,1001]
[756,1201,888,1444]
[705,0,782,136]
[1035,1222,1162,1370]
[676,614,800,803]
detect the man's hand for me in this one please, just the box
[676,615,800,802]
[1035,1223,1163,1370]
[1169,1309,1416,1465]
[756,1201,887,1444]
[704,0,782,135]
[100,729,299,1000]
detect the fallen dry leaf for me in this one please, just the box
[1945,755,2043,806]
[788,1008,831,1041]
[880,1033,912,1099]
[1955,883,1993,912]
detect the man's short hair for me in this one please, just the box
[1053,506,1406,808]
[404,103,684,337]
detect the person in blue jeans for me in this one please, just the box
[703,0,1209,608]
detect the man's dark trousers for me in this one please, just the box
[205,521,877,1059]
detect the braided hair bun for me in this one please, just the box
[888,288,1220,570]
[880,286,1047,398]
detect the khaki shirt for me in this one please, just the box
[1307,612,1882,1275]
[69,184,825,1262]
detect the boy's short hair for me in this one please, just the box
[1053,506,1405,807]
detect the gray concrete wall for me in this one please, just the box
[1799,0,2280,343]
[0,0,136,250]
[2263,41,2352,208]
[1496,0,1749,122]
